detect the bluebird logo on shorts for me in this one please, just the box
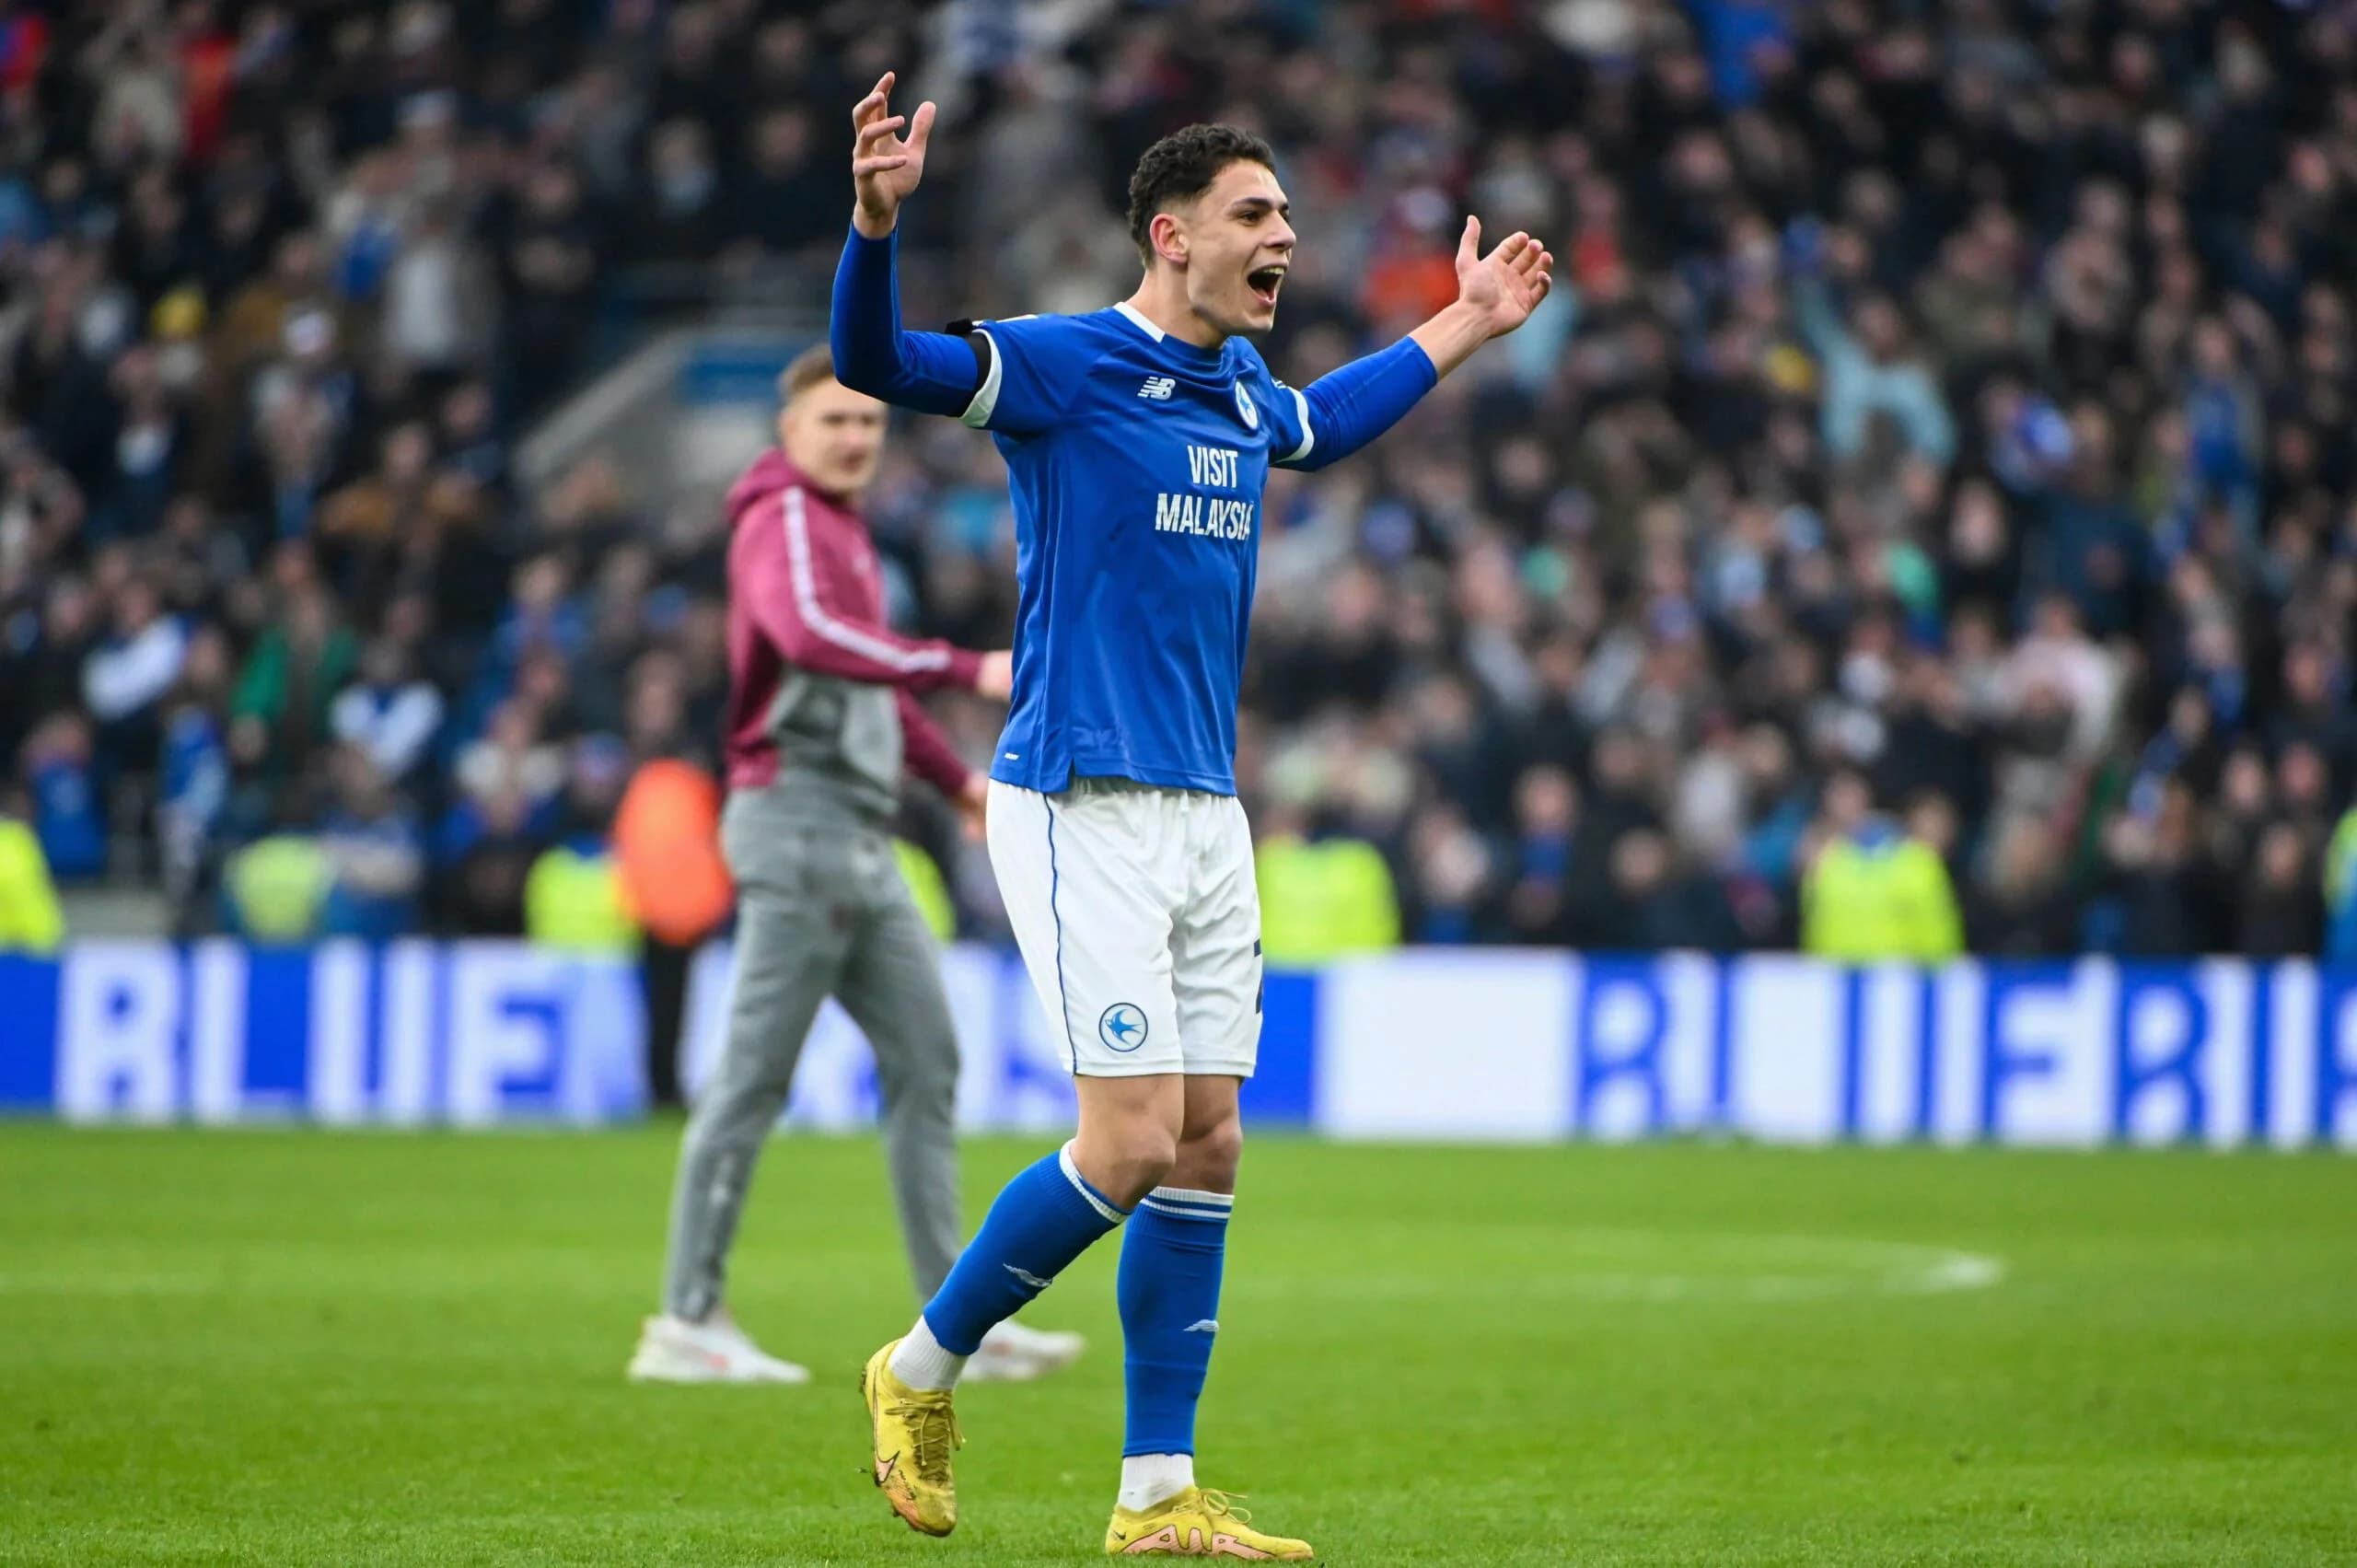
[1098,1003,1149,1051]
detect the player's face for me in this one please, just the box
[780,379,888,495]
[1181,159,1294,337]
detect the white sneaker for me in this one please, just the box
[963,1319,1087,1383]
[626,1312,811,1385]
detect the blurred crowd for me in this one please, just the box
[0,0,867,942]
[6,0,2357,963]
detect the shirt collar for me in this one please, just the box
[1112,301,1224,364]
[1112,300,1164,341]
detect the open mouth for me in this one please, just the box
[1247,262,1286,308]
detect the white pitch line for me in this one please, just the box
[0,1272,219,1297]
[1887,1249,2007,1295]
[1238,1231,2008,1306]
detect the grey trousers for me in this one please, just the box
[660,786,963,1321]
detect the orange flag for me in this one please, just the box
[612,760,734,945]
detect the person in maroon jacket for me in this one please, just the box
[631,346,1084,1386]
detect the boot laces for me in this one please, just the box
[886,1397,964,1482]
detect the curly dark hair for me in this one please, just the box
[1125,123,1278,262]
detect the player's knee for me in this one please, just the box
[1173,1113,1243,1191]
[1085,1122,1178,1208]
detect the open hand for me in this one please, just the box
[1453,216,1553,339]
[955,773,989,842]
[851,72,935,238]
[974,650,1014,702]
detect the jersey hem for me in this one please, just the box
[1069,1059,1259,1082]
[989,757,1237,796]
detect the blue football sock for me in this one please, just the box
[1119,1185,1233,1458]
[920,1143,1126,1355]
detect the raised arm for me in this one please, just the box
[1407,217,1554,378]
[1280,216,1552,472]
[830,73,986,416]
[831,226,987,416]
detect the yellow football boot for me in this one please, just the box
[860,1340,962,1536]
[1104,1486,1314,1560]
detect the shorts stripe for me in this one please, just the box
[1045,793,1074,1071]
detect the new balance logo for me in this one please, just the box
[1185,1318,1220,1334]
[1137,376,1176,401]
[1004,1263,1052,1291]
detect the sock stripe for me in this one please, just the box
[1138,1202,1227,1222]
[1139,1195,1233,1223]
[1147,1186,1234,1209]
[1059,1143,1130,1224]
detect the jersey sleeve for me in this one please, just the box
[1260,337,1438,472]
[958,314,1090,439]
[830,224,989,417]
[1258,365,1318,468]
[734,487,982,692]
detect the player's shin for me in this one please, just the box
[888,1142,1126,1389]
[1115,1186,1232,1511]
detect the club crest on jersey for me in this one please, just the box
[1233,380,1259,430]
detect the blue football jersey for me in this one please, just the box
[965,304,1315,796]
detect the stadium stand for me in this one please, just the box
[3,0,2356,959]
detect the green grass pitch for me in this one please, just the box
[3,1124,2353,1566]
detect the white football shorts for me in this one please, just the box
[988,776,1263,1078]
